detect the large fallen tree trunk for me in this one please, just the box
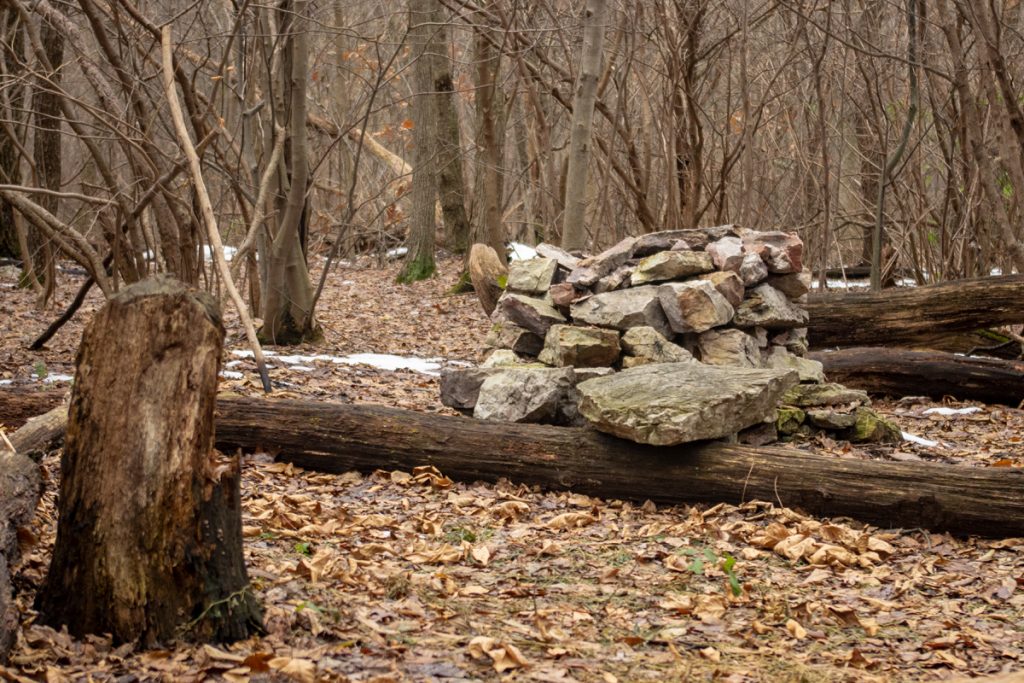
[810,348,1024,407]
[805,274,1024,349]
[0,388,66,430]
[214,396,1024,538]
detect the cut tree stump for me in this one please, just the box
[810,348,1024,406]
[805,274,1024,349]
[35,277,262,645]
[468,243,508,316]
[214,396,1024,538]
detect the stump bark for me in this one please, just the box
[35,277,262,645]
[0,449,41,662]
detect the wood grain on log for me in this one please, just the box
[214,396,1024,538]
[810,348,1024,406]
[0,388,65,430]
[805,274,1024,349]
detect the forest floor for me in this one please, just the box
[1,256,1023,683]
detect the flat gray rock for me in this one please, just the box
[485,320,544,356]
[658,280,735,334]
[733,284,809,329]
[474,367,574,423]
[621,326,695,363]
[508,258,558,294]
[566,236,637,287]
[539,324,621,367]
[698,328,762,368]
[571,286,672,337]
[631,250,714,285]
[577,362,799,445]
[497,292,566,336]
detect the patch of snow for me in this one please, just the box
[289,365,314,372]
[386,247,408,260]
[232,349,278,359]
[203,245,237,262]
[0,379,12,386]
[220,370,244,380]
[810,278,871,290]
[894,278,917,287]
[508,242,538,261]
[991,267,1003,276]
[41,373,74,384]
[224,359,244,368]
[341,280,356,286]
[902,431,939,447]
[332,353,443,375]
[923,406,982,416]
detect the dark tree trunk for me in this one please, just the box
[35,277,262,645]
[810,347,1024,406]
[0,8,24,260]
[214,397,1024,539]
[0,448,41,662]
[805,275,1024,349]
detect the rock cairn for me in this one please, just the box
[443,226,900,446]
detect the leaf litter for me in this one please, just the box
[2,257,1024,681]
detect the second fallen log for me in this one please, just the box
[805,274,1024,349]
[809,348,1024,406]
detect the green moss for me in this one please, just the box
[776,406,806,435]
[447,269,475,294]
[846,407,902,443]
[396,252,436,284]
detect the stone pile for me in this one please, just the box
[443,226,899,446]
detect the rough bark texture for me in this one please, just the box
[35,277,262,645]
[0,388,65,430]
[561,0,608,250]
[810,348,1024,406]
[214,397,1024,538]
[805,275,1024,349]
[0,449,41,663]
[398,0,440,283]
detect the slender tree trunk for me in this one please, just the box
[473,14,506,259]
[259,0,319,343]
[29,15,63,305]
[561,0,608,251]
[0,8,23,260]
[398,0,441,283]
[430,2,471,254]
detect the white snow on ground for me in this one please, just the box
[41,374,74,384]
[507,242,538,261]
[385,247,408,260]
[228,349,449,376]
[923,406,983,416]
[220,370,244,380]
[902,431,940,447]
[0,379,12,386]
[810,278,871,290]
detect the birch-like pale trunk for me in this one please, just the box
[561,0,608,251]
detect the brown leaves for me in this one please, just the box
[466,636,530,672]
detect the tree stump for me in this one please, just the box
[468,243,508,316]
[35,277,262,645]
[0,449,41,662]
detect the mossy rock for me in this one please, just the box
[843,407,902,444]
[776,406,806,435]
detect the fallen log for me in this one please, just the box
[810,348,1024,407]
[805,274,1024,349]
[0,388,66,430]
[214,396,1024,539]
[1,410,53,662]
